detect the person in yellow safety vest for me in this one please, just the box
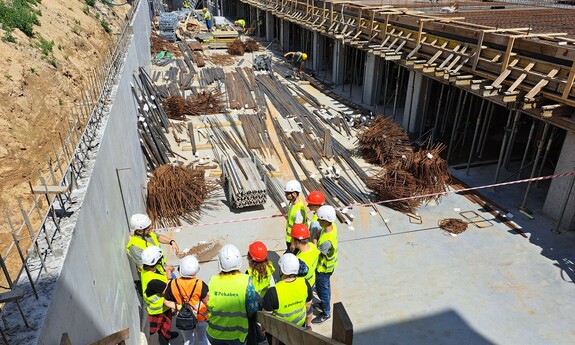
[234,19,246,28]
[246,241,275,297]
[305,190,325,240]
[263,253,313,331]
[207,244,260,345]
[183,0,190,8]
[290,224,320,328]
[284,180,308,251]
[126,213,179,278]
[283,51,308,77]
[203,7,213,32]
[164,255,210,345]
[141,246,179,344]
[311,205,338,324]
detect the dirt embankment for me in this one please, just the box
[0,0,130,279]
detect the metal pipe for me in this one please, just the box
[441,87,456,137]
[447,90,468,162]
[503,110,521,169]
[536,127,557,187]
[405,70,416,133]
[115,167,132,231]
[392,64,402,120]
[466,99,485,175]
[461,96,474,145]
[479,103,494,158]
[553,171,575,234]
[518,119,536,178]
[431,83,445,144]
[419,76,431,139]
[493,109,514,187]
[521,123,550,209]
[382,60,389,112]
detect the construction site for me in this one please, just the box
[1,0,575,344]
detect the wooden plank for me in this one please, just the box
[86,328,129,345]
[562,59,575,99]
[31,185,70,195]
[332,302,353,345]
[472,30,485,71]
[500,36,516,73]
[257,312,347,345]
[525,68,559,101]
[506,62,535,93]
[491,59,519,88]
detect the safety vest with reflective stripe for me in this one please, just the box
[125,232,167,268]
[274,278,307,326]
[293,51,304,63]
[141,270,169,315]
[248,262,275,296]
[317,223,338,273]
[207,274,250,342]
[169,277,208,322]
[285,200,308,243]
[296,243,320,287]
[204,12,212,20]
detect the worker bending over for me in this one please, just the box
[234,19,246,28]
[140,246,179,344]
[284,180,308,251]
[263,253,313,330]
[284,51,308,78]
[126,213,179,277]
[312,205,338,324]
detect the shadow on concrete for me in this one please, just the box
[353,309,495,345]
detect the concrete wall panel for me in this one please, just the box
[37,2,151,344]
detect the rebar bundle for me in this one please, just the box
[357,116,412,165]
[227,39,245,56]
[222,156,267,208]
[438,218,468,234]
[208,54,235,66]
[366,168,422,213]
[243,39,259,52]
[199,67,225,86]
[146,164,220,227]
[163,91,225,118]
[224,71,257,109]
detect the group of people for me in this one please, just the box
[125,180,338,345]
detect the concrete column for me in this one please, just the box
[402,70,427,133]
[362,52,377,105]
[281,19,290,51]
[265,11,274,42]
[312,32,323,72]
[332,39,345,85]
[543,131,575,231]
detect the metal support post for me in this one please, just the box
[447,90,469,162]
[493,109,514,187]
[518,119,536,179]
[478,102,494,158]
[503,110,521,169]
[520,123,550,209]
[552,170,575,234]
[535,127,557,187]
[466,99,486,175]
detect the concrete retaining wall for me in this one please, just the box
[37,2,151,344]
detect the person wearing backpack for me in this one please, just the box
[164,255,209,345]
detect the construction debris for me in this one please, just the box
[208,53,236,66]
[253,55,271,71]
[162,91,225,119]
[146,164,220,227]
[227,39,245,56]
[438,218,468,234]
[151,32,179,56]
[222,156,267,208]
[360,116,450,213]
[243,39,259,53]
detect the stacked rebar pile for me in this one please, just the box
[222,157,267,208]
[163,91,225,118]
[146,164,220,227]
[199,67,225,86]
[208,54,235,66]
[243,39,259,52]
[224,70,257,109]
[360,117,451,213]
[227,39,245,55]
[159,12,179,42]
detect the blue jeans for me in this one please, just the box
[207,334,246,345]
[315,271,332,316]
[182,321,208,345]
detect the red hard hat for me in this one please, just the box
[306,190,325,206]
[248,241,268,262]
[290,224,310,240]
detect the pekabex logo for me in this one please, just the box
[283,301,302,309]
[214,291,239,297]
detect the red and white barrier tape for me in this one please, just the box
[154,171,575,233]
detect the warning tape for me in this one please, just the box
[154,171,575,233]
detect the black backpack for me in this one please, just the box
[174,278,199,330]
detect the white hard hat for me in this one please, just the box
[179,255,200,278]
[317,205,336,223]
[284,180,302,193]
[279,253,299,275]
[218,244,242,272]
[141,246,163,266]
[130,214,152,231]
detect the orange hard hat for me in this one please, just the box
[290,224,311,240]
[305,190,325,206]
[248,241,268,262]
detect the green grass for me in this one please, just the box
[36,35,53,56]
[100,19,111,34]
[0,0,41,39]
[85,0,95,6]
